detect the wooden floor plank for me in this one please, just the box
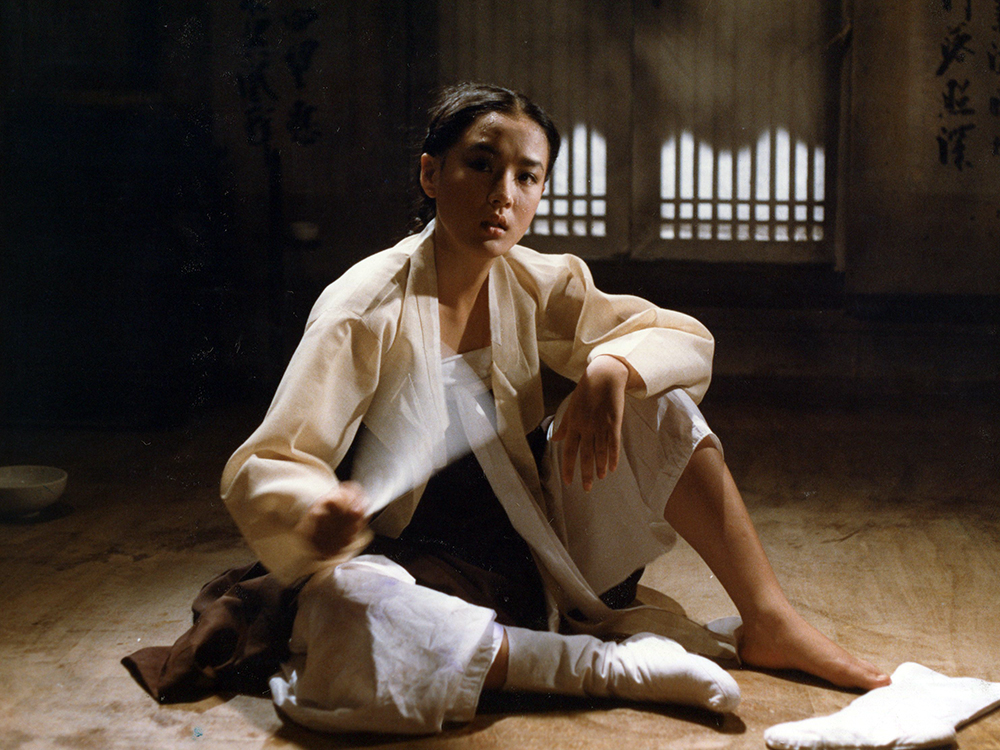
[2,395,998,749]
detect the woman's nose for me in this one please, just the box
[489,173,514,207]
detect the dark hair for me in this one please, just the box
[415,82,561,228]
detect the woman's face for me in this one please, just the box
[420,112,550,262]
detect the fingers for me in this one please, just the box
[585,426,621,490]
[559,430,580,487]
[606,425,621,475]
[551,357,628,490]
[553,405,623,490]
[337,481,368,520]
[577,432,595,491]
[556,421,621,491]
[594,429,610,480]
[297,482,370,558]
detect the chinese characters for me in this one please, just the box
[235,2,322,149]
[935,0,1000,169]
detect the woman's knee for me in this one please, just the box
[666,439,728,515]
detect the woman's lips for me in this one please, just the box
[483,218,508,238]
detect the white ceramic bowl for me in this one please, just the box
[0,465,68,516]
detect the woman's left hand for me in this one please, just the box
[552,355,639,491]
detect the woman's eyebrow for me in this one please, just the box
[468,142,544,170]
[467,142,498,158]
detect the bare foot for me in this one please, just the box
[737,607,891,691]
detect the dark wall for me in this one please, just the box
[840,0,1000,296]
[1,96,233,427]
[1,2,996,429]
[0,1,432,427]
[1,2,221,427]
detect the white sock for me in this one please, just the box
[764,662,1000,750]
[502,627,740,713]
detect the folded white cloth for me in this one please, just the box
[765,662,1000,750]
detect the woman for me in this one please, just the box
[221,83,889,734]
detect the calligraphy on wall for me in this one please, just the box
[935,0,1000,170]
[235,1,322,150]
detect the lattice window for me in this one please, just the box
[658,129,826,243]
[631,0,838,262]
[530,123,607,238]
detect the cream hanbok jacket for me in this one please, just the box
[221,223,714,606]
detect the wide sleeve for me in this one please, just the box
[220,313,380,585]
[532,253,715,402]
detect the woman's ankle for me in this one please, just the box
[736,607,891,690]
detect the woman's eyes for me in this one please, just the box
[466,158,541,186]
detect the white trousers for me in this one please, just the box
[271,389,720,734]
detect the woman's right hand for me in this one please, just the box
[294,481,369,559]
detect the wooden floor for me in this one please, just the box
[2,391,999,749]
